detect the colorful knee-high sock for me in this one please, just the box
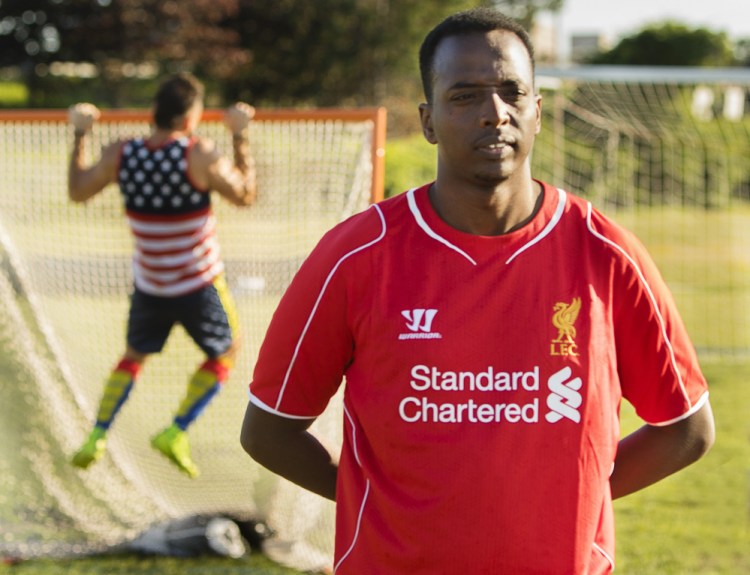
[94,358,141,430]
[173,359,229,431]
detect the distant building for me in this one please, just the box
[570,34,610,63]
[531,20,558,64]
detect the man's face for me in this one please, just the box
[419,30,542,188]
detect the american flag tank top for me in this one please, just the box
[118,136,224,297]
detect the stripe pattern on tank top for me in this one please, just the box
[128,208,224,297]
[118,137,223,296]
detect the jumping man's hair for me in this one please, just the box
[419,7,536,103]
[153,72,205,130]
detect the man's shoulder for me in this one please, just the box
[190,136,217,154]
[536,181,646,252]
[556,187,648,258]
[541,182,628,231]
[309,191,412,263]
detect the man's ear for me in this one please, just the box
[178,113,191,131]
[419,103,437,144]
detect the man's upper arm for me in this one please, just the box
[196,141,255,206]
[240,400,315,454]
[69,141,120,202]
[611,398,714,499]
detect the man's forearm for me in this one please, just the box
[610,401,714,499]
[231,131,257,203]
[241,403,338,500]
[254,429,338,501]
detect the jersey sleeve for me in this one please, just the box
[605,218,708,425]
[248,207,381,418]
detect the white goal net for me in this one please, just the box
[2,65,750,570]
[0,107,385,569]
[533,66,750,358]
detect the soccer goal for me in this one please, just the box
[533,65,750,358]
[0,107,385,569]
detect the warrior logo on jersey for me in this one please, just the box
[551,297,581,356]
[399,309,442,340]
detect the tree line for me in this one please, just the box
[0,1,747,131]
[0,0,485,110]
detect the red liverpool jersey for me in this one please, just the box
[249,182,708,574]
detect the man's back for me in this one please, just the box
[118,136,223,297]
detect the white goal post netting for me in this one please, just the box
[532,66,750,358]
[2,65,750,569]
[0,107,385,569]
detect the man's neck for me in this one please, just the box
[428,177,544,236]
[147,128,189,146]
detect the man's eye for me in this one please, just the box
[452,92,475,101]
[502,89,523,100]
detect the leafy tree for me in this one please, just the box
[222,0,477,107]
[0,0,557,111]
[734,38,750,66]
[589,22,735,66]
[0,0,249,106]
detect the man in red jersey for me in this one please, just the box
[68,73,257,478]
[241,8,714,573]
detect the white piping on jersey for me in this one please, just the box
[584,201,693,416]
[505,188,567,264]
[247,390,315,420]
[333,479,370,574]
[274,204,388,412]
[333,404,368,572]
[593,542,615,572]
[406,186,567,266]
[656,390,709,426]
[343,404,362,467]
[406,188,477,265]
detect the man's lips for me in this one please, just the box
[475,136,514,156]
[475,135,515,150]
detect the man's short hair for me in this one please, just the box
[419,7,536,103]
[153,73,205,130]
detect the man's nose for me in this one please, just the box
[482,93,510,126]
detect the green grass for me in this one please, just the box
[2,359,747,574]
[614,358,750,574]
[1,133,748,573]
[0,81,28,107]
[612,205,750,353]
[384,132,436,197]
[0,340,746,572]
[0,554,301,574]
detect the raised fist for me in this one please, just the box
[224,102,255,136]
[68,103,101,133]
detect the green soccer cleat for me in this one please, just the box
[71,427,107,469]
[150,424,200,478]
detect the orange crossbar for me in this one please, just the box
[0,107,387,202]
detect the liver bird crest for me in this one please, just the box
[552,298,581,343]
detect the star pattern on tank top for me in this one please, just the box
[119,137,209,214]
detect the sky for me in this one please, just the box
[547,0,750,60]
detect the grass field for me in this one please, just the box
[1,268,748,573]
[2,130,749,573]
[2,358,748,574]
